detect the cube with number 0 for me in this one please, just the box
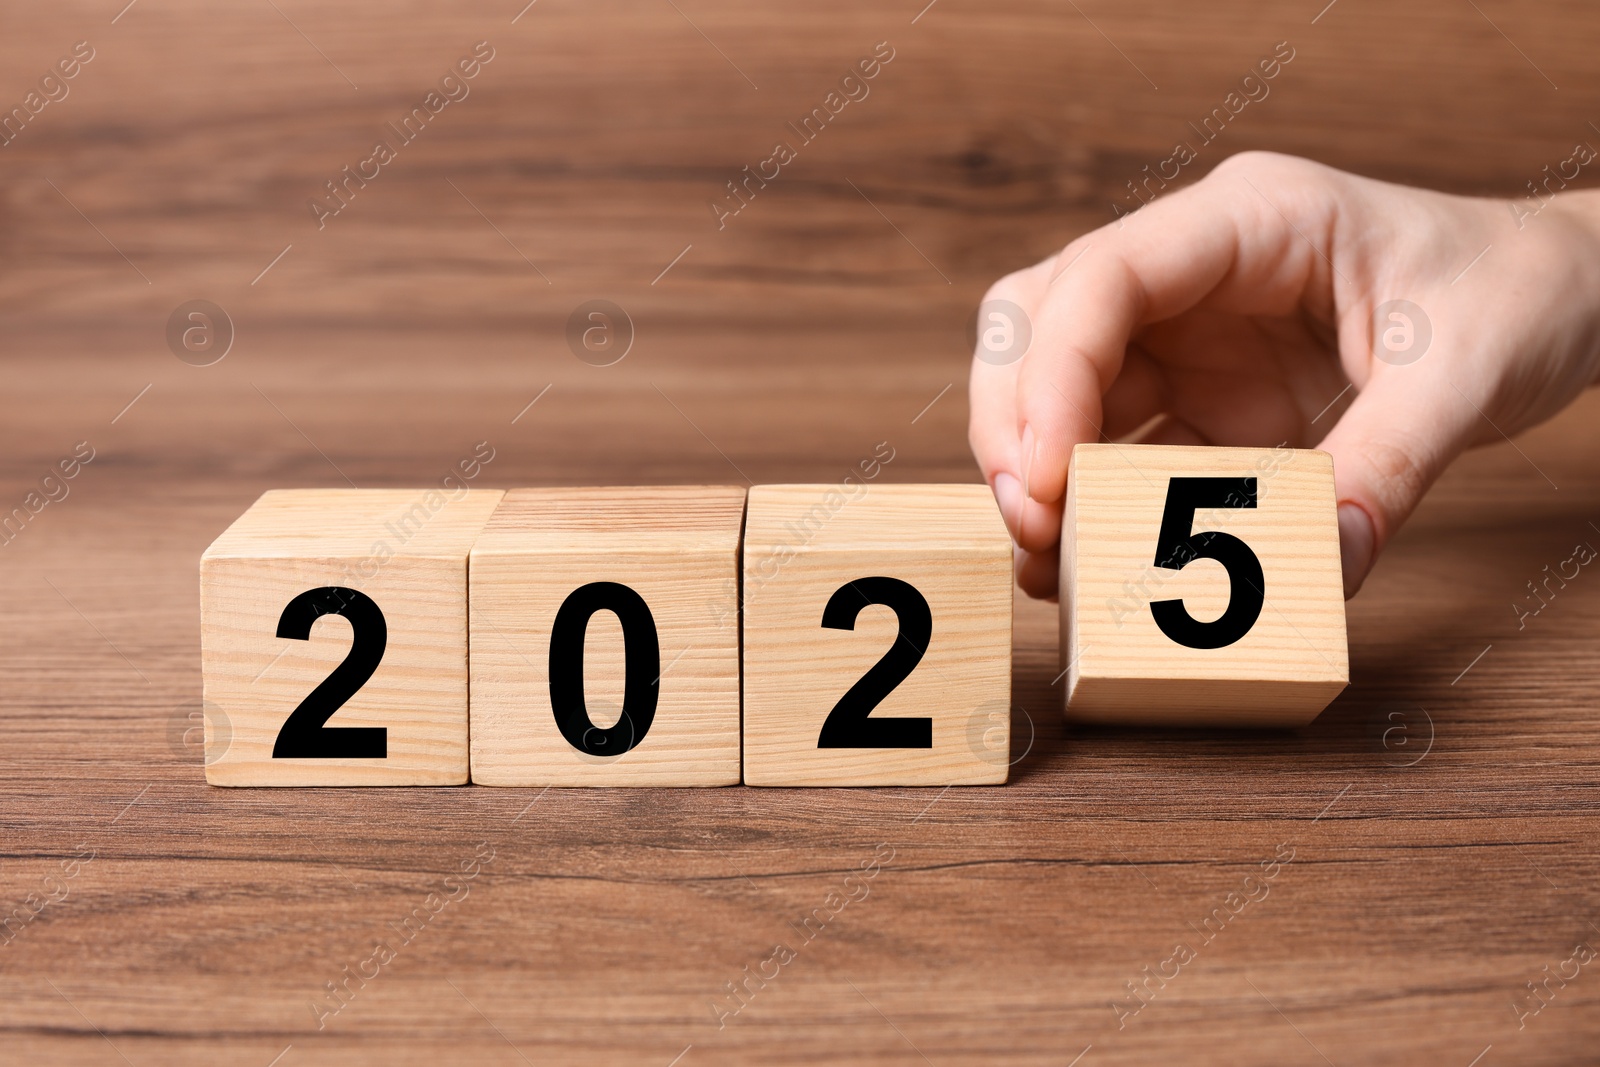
[741,484,1013,786]
[467,486,746,786]
[1062,444,1348,726]
[200,488,505,785]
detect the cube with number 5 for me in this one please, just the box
[1062,445,1348,726]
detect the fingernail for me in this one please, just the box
[1020,424,1037,499]
[993,472,1023,541]
[1337,502,1374,600]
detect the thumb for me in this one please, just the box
[1316,369,1479,598]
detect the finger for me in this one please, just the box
[1014,152,1341,507]
[989,471,1062,555]
[1014,495,1062,556]
[970,258,1054,539]
[1316,367,1479,598]
[1015,545,1059,601]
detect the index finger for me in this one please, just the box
[968,255,1053,488]
[1015,152,1341,507]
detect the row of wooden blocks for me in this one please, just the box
[199,445,1348,787]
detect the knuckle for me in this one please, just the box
[983,268,1030,306]
[1210,149,1296,182]
[1048,235,1091,276]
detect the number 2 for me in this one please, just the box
[816,577,932,749]
[1149,477,1265,650]
[272,587,388,758]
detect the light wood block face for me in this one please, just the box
[742,484,1013,786]
[467,486,746,786]
[1062,445,1348,727]
[200,488,505,786]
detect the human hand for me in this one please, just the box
[968,150,1600,599]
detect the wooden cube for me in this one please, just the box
[467,486,745,786]
[1062,444,1348,726]
[742,484,1012,786]
[200,488,505,785]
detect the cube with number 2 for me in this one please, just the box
[200,488,504,785]
[741,484,1013,786]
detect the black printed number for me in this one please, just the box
[549,582,659,757]
[816,577,932,749]
[272,587,388,758]
[1149,477,1265,650]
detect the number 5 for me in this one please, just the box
[1149,478,1264,650]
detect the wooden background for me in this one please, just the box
[3,0,1600,1063]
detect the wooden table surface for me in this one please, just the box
[5,1,1600,1063]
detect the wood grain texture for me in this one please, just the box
[201,489,504,785]
[742,484,1012,785]
[1064,445,1348,726]
[468,485,745,786]
[3,0,1600,1062]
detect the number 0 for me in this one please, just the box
[548,582,660,757]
